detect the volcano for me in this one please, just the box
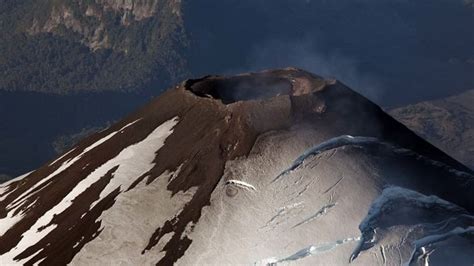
[0,68,473,265]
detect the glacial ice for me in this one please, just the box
[258,236,360,265]
[274,135,379,182]
[265,202,304,228]
[292,202,337,228]
[274,135,474,183]
[351,186,472,262]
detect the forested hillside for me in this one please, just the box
[0,0,188,93]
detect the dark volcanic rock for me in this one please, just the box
[0,69,472,265]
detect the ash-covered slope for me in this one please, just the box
[0,68,473,265]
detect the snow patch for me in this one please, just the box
[48,148,76,166]
[89,117,178,210]
[0,117,177,264]
[16,248,43,265]
[72,176,197,265]
[181,221,195,239]
[257,236,360,265]
[0,171,33,201]
[0,209,26,237]
[168,163,184,183]
[82,118,142,154]
[225,179,257,191]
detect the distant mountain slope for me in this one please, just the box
[390,90,474,169]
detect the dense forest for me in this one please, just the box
[0,0,188,93]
